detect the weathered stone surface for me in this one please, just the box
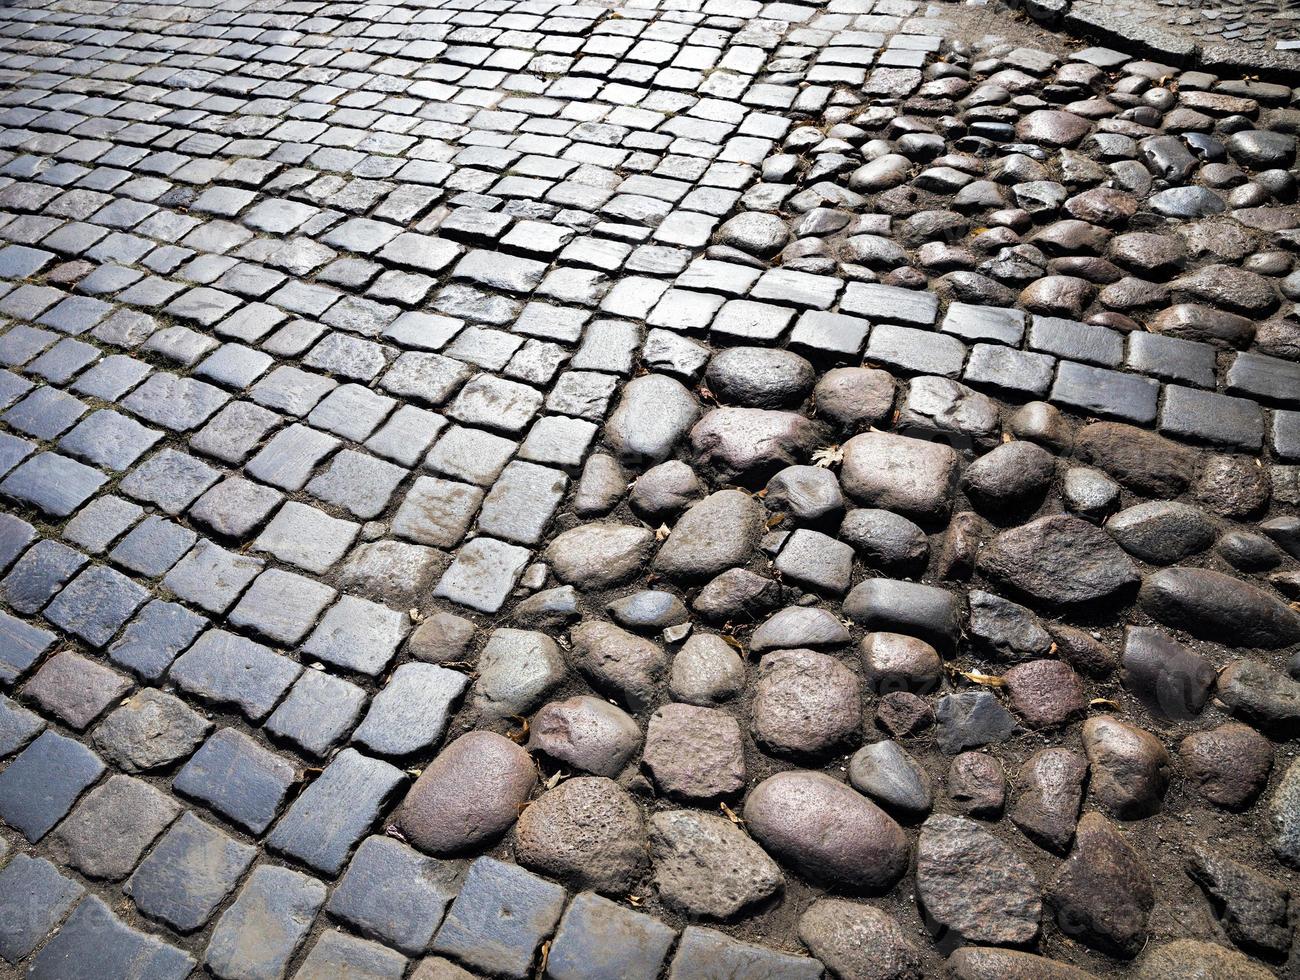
[1082,716,1171,819]
[545,524,655,590]
[528,695,641,777]
[915,814,1041,946]
[513,777,644,895]
[689,408,826,485]
[744,771,908,892]
[798,900,922,980]
[643,703,745,800]
[1181,723,1274,810]
[848,740,933,819]
[1133,940,1273,979]
[649,810,783,919]
[1048,813,1153,958]
[1010,748,1087,854]
[605,374,700,467]
[946,948,1097,980]
[1216,660,1300,737]
[569,620,667,711]
[979,515,1139,609]
[1187,845,1291,960]
[653,490,765,582]
[751,649,861,757]
[1073,422,1199,497]
[1120,627,1216,719]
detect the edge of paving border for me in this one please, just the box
[1002,0,1300,82]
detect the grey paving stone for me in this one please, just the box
[267,748,405,875]
[205,865,327,980]
[0,538,87,614]
[107,600,205,682]
[3,386,88,440]
[309,384,396,442]
[250,366,338,416]
[122,371,230,431]
[245,423,341,492]
[22,650,131,731]
[448,373,544,434]
[434,537,532,614]
[306,448,407,519]
[866,323,966,377]
[0,854,84,963]
[0,451,107,517]
[0,693,43,759]
[352,663,469,758]
[126,811,256,933]
[58,408,164,472]
[393,475,485,548]
[92,688,212,774]
[1126,332,1216,388]
[1028,315,1123,367]
[668,926,824,979]
[229,568,337,646]
[0,432,33,479]
[0,610,56,685]
[170,629,302,722]
[296,931,407,980]
[381,351,473,405]
[1159,384,1264,450]
[964,343,1057,397]
[842,281,938,326]
[52,774,181,881]
[62,495,141,555]
[44,562,149,647]
[1049,361,1159,425]
[190,401,285,465]
[0,730,104,841]
[431,856,567,980]
[366,404,448,467]
[163,540,264,615]
[546,892,677,980]
[328,836,463,954]
[477,461,568,545]
[119,447,221,514]
[190,476,285,539]
[302,594,409,677]
[27,895,195,980]
[941,303,1026,345]
[109,515,198,578]
[266,668,367,758]
[174,728,298,835]
[0,513,36,572]
[254,501,359,574]
[425,425,516,486]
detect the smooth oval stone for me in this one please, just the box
[689,408,826,484]
[839,508,929,575]
[744,770,908,891]
[1138,567,1300,648]
[860,631,943,694]
[604,374,700,468]
[629,460,703,520]
[607,591,689,632]
[1120,626,1215,719]
[978,515,1139,609]
[714,212,791,257]
[1134,940,1273,980]
[947,947,1097,980]
[963,441,1055,514]
[848,740,933,818]
[398,731,536,854]
[1216,660,1300,738]
[705,347,815,409]
[1106,501,1217,565]
[750,606,850,652]
[669,634,746,706]
[545,524,655,590]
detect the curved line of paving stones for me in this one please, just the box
[0,0,1298,978]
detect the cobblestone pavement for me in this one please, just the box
[0,0,1299,976]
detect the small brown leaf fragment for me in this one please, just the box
[720,801,745,825]
[765,512,786,530]
[960,670,1006,688]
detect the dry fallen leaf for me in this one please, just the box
[720,633,745,654]
[1090,697,1121,711]
[655,523,670,541]
[539,940,551,973]
[959,670,1006,688]
[765,512,786,530]
[507,715,530,743]
[627,894,644,907]
[811,444,843,468]
[720,801,745,825]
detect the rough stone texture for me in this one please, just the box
[1047,813,1154,958]
[649,810,784,919]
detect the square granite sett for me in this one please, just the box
[0,538,87,615]
[434,537,532,614]
[92,689,212,774]
[940,302,1026,345]
[964,343,1056,398]
[0,693,44,758]
[109,515,198,578]
[245,423,341,492]
[107,595,208,681]
[119,447,221,515]
[0,854,84,964]
[1226,351,1300,408]
[51,773,181,881]
[668,926,824,980]
[0,730,104,841]
[1159,384,1264,451]
[58,408,164,471]
[126,811,256,933]
[27,896,195,980]
[266,668,368,758]
[841,281,938,326]
[0,451,107,517]
[44,562,150,647]
[296,931,407,980]
[169,629,301,722]
[173,727,298,835]
[328,835,464,954]
[1028,314,1123,366]
[0,610,56,686]
[268,748,406,875]
[865,322,966,377]
[352,663,469,757]
[22,650,132,730]
[1049,361,1159,425]
[228,568,337,646]
[302,594,410,677]
[431,856,566,980]
[546,893,677,980]
[162,541,263,615]
[1126,331,1216,388]
[204,865,327,980]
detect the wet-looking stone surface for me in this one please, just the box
[0,0,1298,976]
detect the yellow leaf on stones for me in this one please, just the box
[960,670,1006,687]
[812,445,843,468]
